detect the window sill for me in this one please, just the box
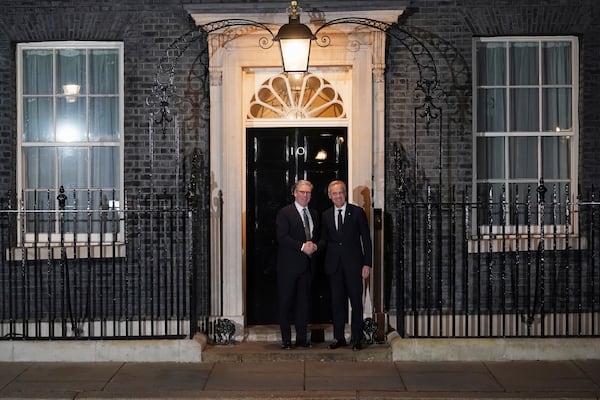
[468,234,586,253]
[7,242,126,261]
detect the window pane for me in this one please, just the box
[89,49,119,94]
[91,190,120,209]
[510,42,538,85]
[56,98,86,142]
[477,42,506,85]
[91,147,119,188]
[31,190,57,210]
[58,147,88,189]
[25,147,55,189]
[90,190,121,233]
[509,136,537,179]
[543,42,571,85]
[90,97,119,141]
[476,182,504,226]
[477,137,505,179]
[69,189,89,210]
[542,136,570,179]
[23,98,53,142]
[542,88,571,131]
[60,190,90,232]
[510,88,538,131]
[509,182,539,225]
[57,49,86,96]
[542,181,568,225]
[477,88,506,132]
[23,50,53,95]
[25,191,56,232]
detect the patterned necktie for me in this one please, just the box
[303,208,311,240]
[337,209,343,231]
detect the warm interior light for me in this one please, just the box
[274,1,315,73]
[62,84,80,103]
[315,149,328,161]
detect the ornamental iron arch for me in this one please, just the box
[146,16,445,195]
[147,17,443,129]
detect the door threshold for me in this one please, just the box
[245,323,341,342]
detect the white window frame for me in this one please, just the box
[472,36,579,242]
[16,41,125,247]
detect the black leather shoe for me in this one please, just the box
[352,341,364,351]
[281,341,293,349]
[296,341,312,348]
[328,339,348,349]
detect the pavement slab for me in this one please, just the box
[104,362,213,392]
[395,361,502,392]
[203,361,305,391]
[576,359,600,386]
[0,362,122,395]
[486,360,600,392]
[305,361,405,391]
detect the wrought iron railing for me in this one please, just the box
[0,190,209,340]
[393,183,600,338]
[4,181,598,340]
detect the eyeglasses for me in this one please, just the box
[296,190,312,195]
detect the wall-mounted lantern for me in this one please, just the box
[274,1,316,73]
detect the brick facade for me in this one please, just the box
[0,0,207,200]
[0,0,598,204]
[0,0,599,337]
[385,0,600,205]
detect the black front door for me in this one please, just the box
[246,127,347,325]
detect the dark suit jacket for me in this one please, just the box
[320,203,372,274]
[276,203,320,274]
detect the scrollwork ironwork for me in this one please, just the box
[312,17,442,129]
[148,15,444,138]
[147,27,207,136]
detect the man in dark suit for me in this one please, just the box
[321,180,372,350]
[275,180,319,349]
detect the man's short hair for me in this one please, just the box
[293,180,313,193]
[327,180,346,194]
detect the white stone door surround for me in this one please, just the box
[187,7,403,335]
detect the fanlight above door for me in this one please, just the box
[248,72,346,119]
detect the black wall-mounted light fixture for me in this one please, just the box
[273,0,316,73]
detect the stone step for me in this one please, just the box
[202,324,391,362]
[245,324,337,342]
[201,340,392,362]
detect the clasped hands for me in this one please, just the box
[302,241,318,255]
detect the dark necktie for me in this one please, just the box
[337,209,343,231]
[303,208,311,240]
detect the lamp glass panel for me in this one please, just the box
[280,38,310,72]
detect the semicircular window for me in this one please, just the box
[248,73,345,119]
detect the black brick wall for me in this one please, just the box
[0,0,207,201]
[0,0,598,204]
[385,0,600,206]
[0,1,599,329]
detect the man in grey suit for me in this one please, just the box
[275,180,319,349]
[320,180,372,350]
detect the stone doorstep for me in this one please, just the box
[201,341,392,363]
[244,324,337,342]
[203,324,391,363]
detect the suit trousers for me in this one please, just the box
[277,267,311,343]
[328,260,363,342]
